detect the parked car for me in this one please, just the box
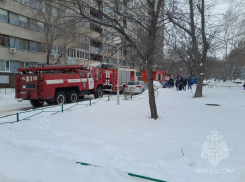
[125,81,148,94]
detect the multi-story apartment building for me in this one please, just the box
[0,0,134,87]
[0,0,164,87]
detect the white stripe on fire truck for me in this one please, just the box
[80,78,87,82]
[46,80,64,84]
[68,79,81,83]
[67,79,88,83]
[67,79,87,83]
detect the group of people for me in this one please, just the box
[162,78,174,88]
[175,77,192,91]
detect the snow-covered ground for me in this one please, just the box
[0,85,244,182]
[0,89,95,116]
[0,88,35,116]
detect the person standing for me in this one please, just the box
[243,82,245,90]
[168,78,173,88]
[175,79,179,90]
[179,78,183,91]
[188,77,192,90]
[171,78,174,87]
[183,78,187,91]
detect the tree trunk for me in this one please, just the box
[47,51,50,65]
[194,73,204,97]
[146,66,158,120]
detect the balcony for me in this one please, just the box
[90,23,103,34]
[90,54,102,62]
[90,46,101,54]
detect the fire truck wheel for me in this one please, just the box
[94,87,103,98]
[54,91,67,105]
[30,99,44,107]
[67,90,78,103]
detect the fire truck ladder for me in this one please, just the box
[112,71,117,87]
[98,70,103,83]
[36,74,43,98]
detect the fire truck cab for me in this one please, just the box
[15,65,103,107]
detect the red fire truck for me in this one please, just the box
[98,65,136,93]
[142,70,166,82]
[15,65,103,107]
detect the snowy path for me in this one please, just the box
[0,86,244,182]
[0,89,111,116]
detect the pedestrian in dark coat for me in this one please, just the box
[179,78,183,91]
[175,79,179,90]
[243,83,245,90]
[188,78,192,89]
[183,78,187,91]
[171,78,174,87]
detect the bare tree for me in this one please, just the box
[30,1,79,64]
[221,1,245,80]
[165,0,222,97]
[50,0,166,119]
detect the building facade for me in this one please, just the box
[0,0,164,87]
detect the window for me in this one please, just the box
[10,60,21,72]
[103,44,108,51]
[45,4,51,14]
[42,43,46,53]
[77,50,79,58]
[0,9,8,23]
[10,37,20,49]
[4,36,9,47]
[80,51,84,58]
[108,45,112,52]
[0,34,9,47]
[30,0,40,9]
[19,15,28,28]
[29,41,37,52]
[119,49,122,55]
[85,52,89,59]
[37,42,42,52]
[58,47,64,56]
[19,39,28,50]
[6,60,9,71]
[86,37,90,44]
[59,10,65,18]
[52,7,58,17]
[23,0,30,6]
[28,19,44,32]
[9,12,19,26]
[37,21,44,32]
[41,3,46,13]
[29,19,37,31]
[0,60,10,72]
[109,58,113,64]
